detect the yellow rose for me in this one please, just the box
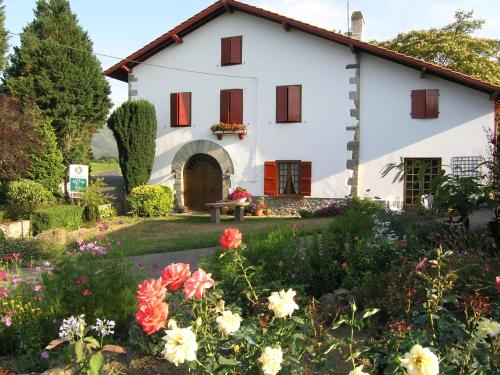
[258,346,283,375]
[349,365,369,375]
[161,320,198,366]
[477,319,500,338]
[400,344,439,375]
[268,289,299,318]
[216,310,242,335]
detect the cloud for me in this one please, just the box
[254,0,348,32]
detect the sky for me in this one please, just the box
[4,0,500,108]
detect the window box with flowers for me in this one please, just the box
[210,123,247,140]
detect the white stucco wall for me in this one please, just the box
[358,53,494,205]
[130,10,356,198]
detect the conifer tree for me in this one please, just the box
[107,100,157,193]
[3,0,111,164]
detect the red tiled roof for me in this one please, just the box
[104,0,500,95]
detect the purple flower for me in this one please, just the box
[34,284,43,292]
[41,350,49,359]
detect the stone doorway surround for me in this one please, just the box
[171,140,234,208]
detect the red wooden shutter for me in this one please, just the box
[230,36,242,64]
[411,90,426,119]
[221,38,231,66]
[178,92,191,126]
[264,161,278,196]
[287,85,302,122]
[170,93,179,126]
[229,89,243,124]
[220,90,230,123]
[299,161,312,196]
[276,86,288,123]
[425,89,439,118]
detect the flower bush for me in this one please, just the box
[226,186,252,201]
[127,184,174,217]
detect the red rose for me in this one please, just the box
[219,228,242,250]
[161,263,191,291]
[135,301,169,335]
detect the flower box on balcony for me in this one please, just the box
[210,123,247,140]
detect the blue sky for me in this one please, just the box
[5,0,500,107]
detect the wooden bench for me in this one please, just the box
[205,201,250,224]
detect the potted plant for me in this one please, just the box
[210,123,247,140]
[253,197,267,216]
[227,186,252,203]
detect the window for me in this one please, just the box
[264,161,311,196]
[220,89,243,124]
[451,156,482,178]
[170,92,191,126]
[404,158,441,207]
[276,85,302,123]
[221,36,242,66]
[411,89,439,119]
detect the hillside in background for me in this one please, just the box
[91,127,118,158]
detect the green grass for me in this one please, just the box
[90,161,120,174]
[81,215,331,256]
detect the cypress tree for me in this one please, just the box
[107,100,157,193]
[0,0,7,72]
[3,0,111,164]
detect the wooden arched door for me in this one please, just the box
[183,154,223,211]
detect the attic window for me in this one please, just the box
[221,36,242,66]
[411,89,439,119]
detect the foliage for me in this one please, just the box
[27,121,65,194]
[210,123,246,131]
[78,179,109,223]
[0,94,43,182]
[431,173,485,229]
[3,0,112,164]
[0,0,7,72]
[30,204,83,235]
[376,10,500,85]
[314,201,345,217]
[107,100,157,193]
[7,179,54,218]
[127,184,174,217]
[0,238,50,263]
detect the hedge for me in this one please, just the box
[31,205,83,235]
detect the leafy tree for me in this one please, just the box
[0,93,42,182]
[0,0,7,73]
[377,10,500,85]
[28,121,65,194]
[3,0,112,164]
[107,100,157,193]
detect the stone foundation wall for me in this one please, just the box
[254,197,344,216]
[0,220,30,239]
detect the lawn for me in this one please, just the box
[81,215,331,256]
[89,161,120,174]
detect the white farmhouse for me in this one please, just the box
[105,0,499,212]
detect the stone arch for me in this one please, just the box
[171,140,234,207]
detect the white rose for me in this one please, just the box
[477,319,500,338]
[349,365,369,375]
[216,310,242,335]
[268,289,299,318]
[400,344,439,375]
[258,346,283,375]
[161,320,198,366]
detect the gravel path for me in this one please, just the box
[127,247,217,277]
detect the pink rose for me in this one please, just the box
[183,268,215,299]
[161,263,191,291]
[34,284,43,292]
[135,301,169,335]
[219,228,243,250]
[0,288,8,299]
[136,278,167,305]
[83,289,92,296]
[2,316,12,327]
[0,271,7,282]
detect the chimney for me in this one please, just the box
[350,11,365,41]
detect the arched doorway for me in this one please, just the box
[183,154,222,211]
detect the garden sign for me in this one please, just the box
[68,164,89,198]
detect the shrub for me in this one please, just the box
[107,100,157,193]
[7,179,54,217]
[0,237,49,262]
[127,184,174,217]
[314,201,345,217]
[78,178,109,223]
[31,205,83,235]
